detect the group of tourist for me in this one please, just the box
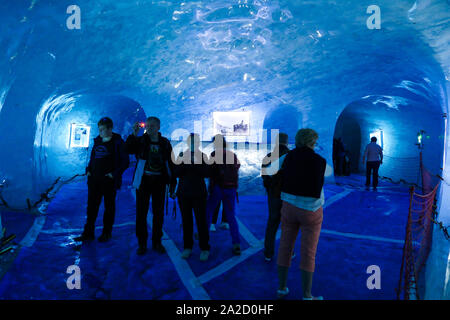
[75,115,383,300]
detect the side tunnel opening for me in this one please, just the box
[333,112,361,175]
[31,93,146,206]
[333,97,445,186]
[262,104,302,146]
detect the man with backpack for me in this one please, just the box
[75,117,130,243]
[206,134,241,255]
[261,133,290,261]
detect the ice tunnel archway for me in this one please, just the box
[33,93,145,198]
[333,112,362,174]
[332,97,445,185]
[262,104,302,145]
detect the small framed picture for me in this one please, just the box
[213,111,250,136]
[69,123,90,148]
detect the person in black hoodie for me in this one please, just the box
[75,117,129,243]
[126,116,176,255]
[261,133,290,262]
[173,133,211,261]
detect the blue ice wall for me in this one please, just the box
[0,0,449,297]
[0,0,450,298]
[0,0,447,207]
[33,94,145,195]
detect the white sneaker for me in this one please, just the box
[200,250,210,261]
[277,287,289,298]
[181,248,192,259]
[220,222,230,230]
[210,224,216,232]
[303,295,323,300]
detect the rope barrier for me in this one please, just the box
[0,173,86,213]
[429,217,450,240]
[397,182,441,300]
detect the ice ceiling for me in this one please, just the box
[0,0,449,206]
[0,0,449,300]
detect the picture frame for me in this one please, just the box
[213,111,250,136]
[69,123,90,148]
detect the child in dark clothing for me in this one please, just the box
[75,117,129,243]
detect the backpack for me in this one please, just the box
[214,151,239,189]
[262,150,289,198]
[219,163,239,188]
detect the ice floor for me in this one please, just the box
[0,169,411,300]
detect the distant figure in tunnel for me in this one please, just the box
[75,117,130,243]
[333,137,346,176]
[362,136,383,190]
[277,128,325,300]
[126,117,176,255]
[206,134,241,255]
[261,132,290,262]
[173,133,211,261]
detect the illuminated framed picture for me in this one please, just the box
[213,111,250,136]
[69,123,90,148]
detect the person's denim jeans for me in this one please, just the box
[206,185,240,245]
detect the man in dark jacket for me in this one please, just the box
[261,133,290,261]
[75,117,129,243]
[173,133,211,261]
[126,116,176,255]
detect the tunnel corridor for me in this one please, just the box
[0,0,449,301]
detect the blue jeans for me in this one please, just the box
[206,185,240,245]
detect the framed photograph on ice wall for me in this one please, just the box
[69,123,90,148]
[213,111,250,136]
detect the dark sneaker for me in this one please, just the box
[181,248,192,259]
[264,255,272,262]
[153,243,166,254]
[199,250,210,262]
[232,244,241,256]
[74,234,95,242]
[98,233,112,242]
[137,246,147,255]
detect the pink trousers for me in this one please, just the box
[276,201,323,272]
